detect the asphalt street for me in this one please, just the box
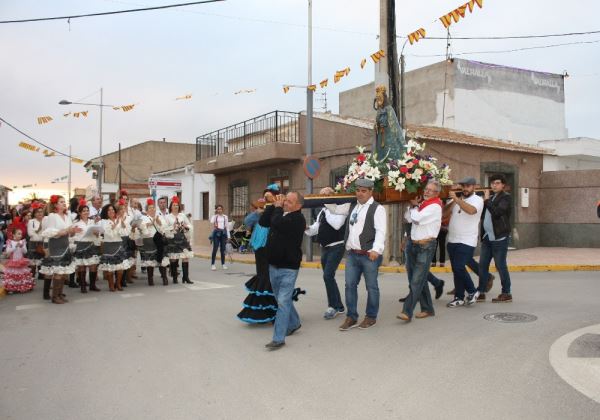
[1,259,599,420]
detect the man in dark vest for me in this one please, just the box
[305,187,347,320]
[339,178,387,331]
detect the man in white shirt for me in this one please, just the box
[305,187,347,320]
[338,178,387,331]
[88,195,103,222]
[397,180,443,321]
[444,177,484,307]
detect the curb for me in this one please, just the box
[194,254,600,272]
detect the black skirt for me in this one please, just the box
[40,236,75,275]
[166,232,194,260]
[139,237,166,267]
[73,241,101,266]
[237,248,277,324]
[26,240,45,265]
[99,241,131,272]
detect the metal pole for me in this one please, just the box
[68,145,72,201]
[306,0,314,262]
[118,142,122,192]
[98,87,104,198]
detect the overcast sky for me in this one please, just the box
[1,0,599,201]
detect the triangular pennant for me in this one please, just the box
[360,58,367,69]
[320,79,328,88]
[283,86,290,94]
[307,85,317,91]
[456,5,467,17]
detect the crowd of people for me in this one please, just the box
[0,190,194,303]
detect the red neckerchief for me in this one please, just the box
[418,197,442,211]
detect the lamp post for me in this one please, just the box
[59,88,113,198]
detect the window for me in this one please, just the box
[330,165,350,189]
[269,176,289,194]
[201,192,209,220]
[230,181,248,218]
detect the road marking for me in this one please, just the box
[549,323,600,404]
[74,297,99,304]
[120,293,145,298]
[16,303,45,311]
[166,289,187,293]
[185,282,233,291]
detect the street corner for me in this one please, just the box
[549,323,600,404]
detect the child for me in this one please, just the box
[2,227,35,293]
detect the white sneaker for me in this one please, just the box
[222,265,228,270]
[467,291,480,306]
[211,265,216,271]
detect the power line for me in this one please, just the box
[403,29,600,41]
[0,116,83,160]
[411,39,600,58]
[0,0,224,24]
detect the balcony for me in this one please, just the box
[195,111,302,174]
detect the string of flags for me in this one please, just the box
[18,141,85,164]
[439,0,483,29]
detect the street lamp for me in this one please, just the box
[59,88,114,199]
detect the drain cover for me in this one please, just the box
[483,312,537,323]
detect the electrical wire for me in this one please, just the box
[0,116,86,161]
[0,0,224,24]
[410,39,600,58]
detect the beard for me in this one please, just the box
[462,190,473,198]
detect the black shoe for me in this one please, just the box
[435,280,445,300]
[265,341,285,350]
[286,324,301,336]
[398,295,408,303]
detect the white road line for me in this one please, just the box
[120,293,145,298]
[185,282,233,291]
[73,297,99,304]
[166,289,187,293]
[15,303,45,311]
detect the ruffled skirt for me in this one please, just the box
[98,241,132,272]
[139,238,170,267]
[73,241,101,266]
[3,262,35,293]
[40,236,76,276]
[26,241,45,266]
[237,274,277,324]
[166,232,194,260]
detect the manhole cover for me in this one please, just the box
[483,312,537,323]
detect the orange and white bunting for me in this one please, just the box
[370,49,385,64]
[72,111,88,118]
[120,104,135,112]
[307,85,317,91]
[283,86,290,94]
[360,58,367,69]
[37,116,53,125]
[440,0,483,29]
[320,79,328,88]
[408,28,426,45]
[176,94,192,100]
[71,157,84,164]
[19,141,39,152]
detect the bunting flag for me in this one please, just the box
[63,112,71,117]
[43,150,56,157]
[175,94,192,100]
[407,28,426,45]
[334,68,350,83]
[19,141,39,152]
[119,104,135,112]
[440,0,483,29]
[360,58,367,69]
[307,85,317,91]
[283,86,290,94]
[319,78,328,88]
[370,49,385,63]
[71,157,84,164]
[37,116,53,125]
[72,111,89,118]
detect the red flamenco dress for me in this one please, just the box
[3,240,35,293]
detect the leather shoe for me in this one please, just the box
[398,295,408,303]
[265,341,285,350]
[286,324,301,336]
[415,312,434,319]
[396,312,411,322]
[434,280,445,300]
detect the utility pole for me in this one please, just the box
[386,0,401,118]
[98,87,104,198]
[68,145,72,201]
[118,142,122,192]
[306,0,314,262]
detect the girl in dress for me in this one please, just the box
[164,197,194,284]
[209,204,230,271]
[72,199,101,293]
[26,204,46,280]
[98,203,131,292]
[40,195,81,304]
[139,199,169,286]
[2,227,35,293]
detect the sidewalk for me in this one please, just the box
[195,245,600,272]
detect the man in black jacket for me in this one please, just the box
[477,174,513,302]
[260,191,306,350]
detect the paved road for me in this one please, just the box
[1,260,599,419]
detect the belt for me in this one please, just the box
[349,249,370,255]
[412,238,436,245]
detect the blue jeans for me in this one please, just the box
[405,238,443,288]
[269,266,301,343]
[344,252,382,320]
[447,242,477,299]
[320,244,345,311]
[211,230,227,265]
[403,240,437,318]
[478,237,511,294]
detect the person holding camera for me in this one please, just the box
[210,204,230,271]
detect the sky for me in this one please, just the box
[1,0,599,203]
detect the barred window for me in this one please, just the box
[230,181,248,218]
[330,165,349,189]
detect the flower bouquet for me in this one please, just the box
[334,146,388,193]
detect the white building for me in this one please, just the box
[538,137,600,171]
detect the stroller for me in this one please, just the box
[229,223,252,253]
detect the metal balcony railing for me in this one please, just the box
[196,111,299,160]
